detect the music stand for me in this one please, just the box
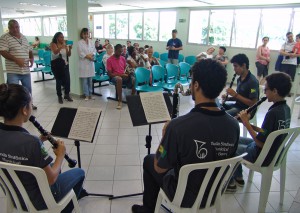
[51,107,113,198]
[110,93,172,200]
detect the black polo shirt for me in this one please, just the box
[236,71,259,109]
[256,101,291,166]
[156,106,239,208]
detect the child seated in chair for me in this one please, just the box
[226,72,292,192]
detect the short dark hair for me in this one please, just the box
[286,32,293,37]
[262,36,269,41]
[265,73,292,97]
[0,84,31,120]
[296,34,300,39]
[114,44,123,51]
[127,46,135,56]
[80,28,89,39]
[219,46,226,52]
[172,29,177,33]
[230,53,249,69]
[191,59,227,99]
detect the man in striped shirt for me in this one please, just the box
[0,19,37,109]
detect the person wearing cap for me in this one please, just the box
[196,46,215,61]
[213,46,229,68]
[166,29,183,65]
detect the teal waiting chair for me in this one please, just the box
[163,64,179,92]
[96,51,106,63]
[93,61,110,96]
[185,56,197,66]
[34,49,45,68]
[33,51,54,83]
[179,62,191,86]
[178,54,184,63]
[135,67,163,93]
[153,51,160,58]
[160,53,169,62]
[152,65,165,88]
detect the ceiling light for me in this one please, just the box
[19,2,56,8]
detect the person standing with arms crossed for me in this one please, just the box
[0,19,37,110]
[166,29,183,65]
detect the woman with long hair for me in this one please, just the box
[50,32,73,104]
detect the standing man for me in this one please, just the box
[166,29,183,65]
[222,53,259,117]
[107,44,135,110]
[132,59,239,213]
[280,32,297,81]
[0,19,37,109]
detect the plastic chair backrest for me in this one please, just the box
[166,63,179,81]
[185,56,197,66]
[0,161,80,213]
[43,52,51,67]
[37,49,45,59]
[153,52,160,58]
[155,153,246,212]
[152,65,165,82]
[178,54,184,63]
[135,67,150,85]
[253,127,300,168]
[94,61,102,75]
[160,53,169,62]
[179,62,191,77]
[159,60,167,68]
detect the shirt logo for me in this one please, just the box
[194,140,207,159]
[251,88,256,93]
[158,145,167,158]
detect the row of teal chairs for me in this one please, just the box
[158,53,197,66]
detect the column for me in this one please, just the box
[66,0,89,96]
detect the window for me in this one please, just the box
[104,14,115,39]
[231,9,260,48]
[18,18,42,36]
[188,10,209,44]
[260,8,292,50]
[129,13,143,40]
[144,12,158,41]
[116,13,128,39]
[2,20,9,33]
[159,11,176,42]
[292,9,300,39]
[209,10,233,46]
[94,14,104,38]
[43,16,67,37]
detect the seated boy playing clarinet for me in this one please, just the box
[226,72,292,192]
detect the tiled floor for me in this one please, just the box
[1,72,300,213]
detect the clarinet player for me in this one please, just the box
[222,53,259,116]
[0,83,87,212]
[226,72,292,192]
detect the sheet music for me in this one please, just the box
[68,107,101,142]
[140,92,171,123]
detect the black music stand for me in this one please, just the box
[51,107,113,198]
[110,93,172,200]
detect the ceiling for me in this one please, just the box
[1,0,299,19]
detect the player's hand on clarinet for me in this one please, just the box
[226,88,237,98]
[53,139,66,157]
[39,134,48,142]
[221,94,227,102]
[237,110,251,124]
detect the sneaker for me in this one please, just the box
[116,102,122,110]
[235,177,245,187]
[131,204,150,213]
[64,95,73,102]
[84,96,89,101]
[89,95,95,100]
[78,189,89,200]
[58,96,63,104]
[32,104,37,110]
[226,183,237,193]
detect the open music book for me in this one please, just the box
[140,92,171,123]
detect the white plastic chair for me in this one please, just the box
[243,85,265,137]
[154,153,247,213]
[0,161,80,213]
[242,127,300,213]
[294,96,300,119]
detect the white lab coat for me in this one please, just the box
[77,39,96,78]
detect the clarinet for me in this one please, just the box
[172,83,184,119]
[236,97,267,120]
[222,73,237,105]
[29,116,77,168]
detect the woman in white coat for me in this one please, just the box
[77,28,96,100]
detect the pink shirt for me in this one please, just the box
[256,45,270,66]
[107,55,126,75]
[293,42,300,54]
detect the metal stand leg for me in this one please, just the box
[109,124,152,200]
[74,140,113,198]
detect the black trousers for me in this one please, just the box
[143,154,166,212]
[281,64,296,81]
[56,65,70,97]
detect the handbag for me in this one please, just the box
[51,54,66,79]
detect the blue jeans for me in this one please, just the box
[82,77,93,97]
[168,58,178,65]
[50,168,85,213]
[233,137,261,179]
[223,103,243,117]
[7,73,32,94]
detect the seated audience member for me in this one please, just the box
[103,39,110,49]
[132,59,239,213]
[133,42,139,52]
[107,44,136,110]
[127,46,139,70]
[32,36,40,48]
[196,46,215,61]
[137,47,151,69]
[121,45,127,58]
[95,39,105,54]
[226,72,292,192]
[222,53,259,117]
[102,44,114,70]
[147,47,160,67]
[0,83,87,213]
[213,46,229,67]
